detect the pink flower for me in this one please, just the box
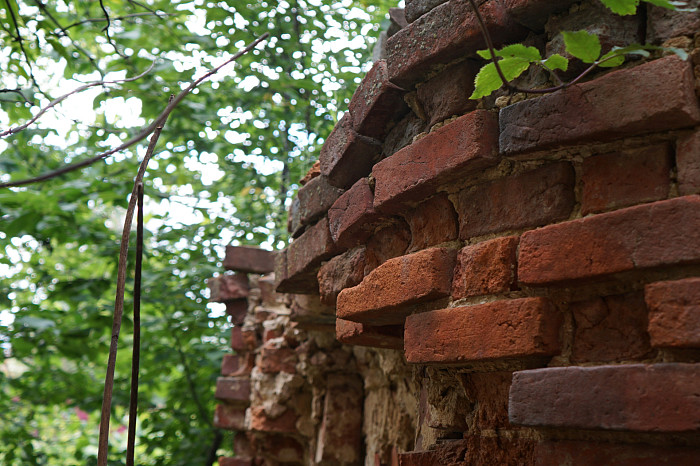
[75,407,89,422]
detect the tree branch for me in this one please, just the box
[4,0,41,91]
[62,12,174,31]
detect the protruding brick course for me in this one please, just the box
[328,178,381,248]
[404,297,561,365]
[373,110,499,213]
[457,162,575,239]
[645,277,700,348]
[249,406,299,434]
[294,175,344,230]
[214,376,252,404]
[337,247,457,325]
[214,404,247,430]
[519,195,700,285]
[677,130,700,196]
[403,193,458,253]
[317,246,366,306]
[451,236,518,299]
[208,273,250,302]
[509,364,700,432]
[223,246,275,274]
[499,56,700,155]
[336,318,404,350]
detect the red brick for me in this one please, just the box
[287,197,303,238]
[451,236,518,299]
[398,450,437,466]
[319,114,382,189]
[218,457,252,466]
[299,160,320,186]
[226,300,248,325]
[214,376,251,404]
[509,363,700,432]
[289,294,335,325]
[645,277,700,348]
[257,274,285,308]
[295,175,344,229]
[262,326,282,343]
[317,246,366,306]
[364,221,411,274]
[208,273,250,302]
[457,162,575,239]
[221,353,255,376]
[678,130,700,196]
[382,113,427,160]
[647,4,700,44]
[461,372,514,430]
[231,326,257,352]
[403,193,458,253]
[213,404,247,430]
[404,297,561,364]
[275,217,341,294]
[315,375,364,464]
[415,60,479,129]
[499,57,700,155]
[582,144,672,215]
[348,59,408,139]
[259,343,297,374]
[249,406,298,434]
[570,292,652,363]
[504,0,577,30]
[223,246,275,274]
[233,431,253,458]
[328,178,382,248]
[252,435,304,463]
[533,439,700,465]
[336,318,404,350]
[518,195,700,285]
[385,0,527,88]
[404,0,449,23]
[373,110,499,214]
[337,247,457,325]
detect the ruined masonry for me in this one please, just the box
[210,0,700,464]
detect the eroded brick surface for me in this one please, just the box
[451,236,519,299]
[645,277,700,348]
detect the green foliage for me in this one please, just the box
[0,0,393,463]
[470,0,686,100]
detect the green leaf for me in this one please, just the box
[600,0,640,14]
[542,54,569,71]
[643,0,675,9]
[469,58,531,100]
[562,30,601,63]
[476,44,541,61]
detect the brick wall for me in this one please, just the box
[213,1,700,464]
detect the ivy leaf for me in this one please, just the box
[599,0,640,14]
[470,58,531,100]
[476,44,541,61]
[542,54,569,71]
[643,0,675,9]
[562,30,601,63]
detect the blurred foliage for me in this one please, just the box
[0,0,395,463]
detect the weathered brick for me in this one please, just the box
[348,59,408,139]
[404,0,450,23]
[582,144,671,215]
[363,221,412,274]
[214,376,251,405]
[518,195,700,285]
[287,196,303,237]
[252,435,304,463]
[533,440,700,465]
[223,246,275,274]
[386,0,527,88]
[451,236,518,299]
[225,299,248,325]
[218,457,252,466]
[276,217,341,294]
[249,406,299,434]
[208,273,249,302]
[289,294,335,325]
[319,114,382,189]
[403,193,458,253]
[337,247,457,325]
[336,318,404,350]
[315,375,364,464]
[504,0,578,30]
[259,342,297,374]
[257,274,285,309]
[328,178,382,248]
[381,113,427,160]
[299,159,320,186]
[405,297,561,365]
[645,277,700,348]
[509,363,700,432]
[295,175,344,229]
[213,404,247,430]
[457,162,575,239]
[221,353,255,376]
[500,56,700,155]
[231,326,257,352]
[570,292,652,363]
[461,372,514,430]
[400,438,534,466]
[388,8,408,36]
[318,246,366,306]
[647,1,700,44]
[373,110,499,214]
[415,61,480,129]
[678,130,700,196]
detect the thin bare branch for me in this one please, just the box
[99,0,127,58]
[4,0,41,91]
[0,88,32,104]
[0,32,271,189]
[63,12,174,31]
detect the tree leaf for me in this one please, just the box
[470,58,531,100]
[599,0,640,14]
[476,44,541,61]
[542,54,569,71]
[562,30,601,63]
[643,0,675,9]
